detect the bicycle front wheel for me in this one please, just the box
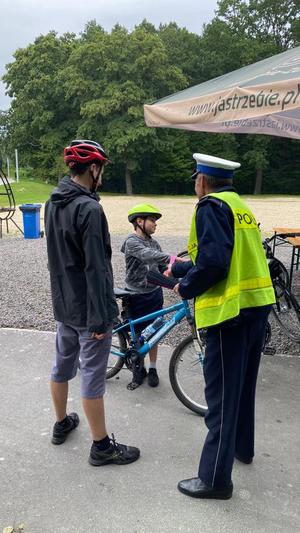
[272,284,300,343]
[169,334,207,416]
[106,329,128,379]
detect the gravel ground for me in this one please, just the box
[0,234,299,355]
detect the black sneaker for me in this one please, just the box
[127,366,147,390]
[134,365,147,384]
[51,412,80,445]
[148,368,159,387]
[89,434,140,466]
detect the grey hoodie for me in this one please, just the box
[121,233,170,293]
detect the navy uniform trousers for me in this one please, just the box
[198,305,271,488]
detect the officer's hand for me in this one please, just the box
[163,265,172,277]
[92,332,108,341]
[175,256,189,263]
[173,283,181,295]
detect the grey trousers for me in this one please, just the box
[51,322,112,398]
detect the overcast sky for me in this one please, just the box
[0,0,219,109]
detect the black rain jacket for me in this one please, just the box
[45,176,118,333]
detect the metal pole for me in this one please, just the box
[15,149,19,183]
[6,157,10,178]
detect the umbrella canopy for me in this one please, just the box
[144,46,300,139]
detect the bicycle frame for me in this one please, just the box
[108,290,207,416]
[111,299,193,358]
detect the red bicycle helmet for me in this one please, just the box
[64,139,111,165]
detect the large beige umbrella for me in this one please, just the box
[144,46,300,139]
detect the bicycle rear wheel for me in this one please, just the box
[106,329,128,379]
[169,334,207,416]
[272,283,300,343]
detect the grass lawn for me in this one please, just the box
[7,180,56,205]
[2,178,299,206]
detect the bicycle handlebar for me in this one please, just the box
[146,270,178,290]
[264,232,298,244]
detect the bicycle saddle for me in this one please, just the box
[114,287,138,299]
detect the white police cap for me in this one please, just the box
[191,153,241,180]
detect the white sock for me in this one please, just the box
[149,362,156,369]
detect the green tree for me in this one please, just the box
[243,136,270,195]
[201,0,300,194]
[217,0,299,48]
[200,0,299,80]
[159,23,203,86]
[62,22,187,193]
[3,31,77,180]
[0,110,11,161]
[3,12,299,195]
[145,130,193,194]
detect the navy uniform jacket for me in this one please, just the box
[172,186,235,300]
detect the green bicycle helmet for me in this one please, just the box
[128,204,162,223]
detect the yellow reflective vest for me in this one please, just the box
[187,191,275,329]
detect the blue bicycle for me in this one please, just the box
[106,271,207,416]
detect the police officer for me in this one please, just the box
[171,153,275,499]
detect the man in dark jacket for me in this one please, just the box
[45,140,140,466]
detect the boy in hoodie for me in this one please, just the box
[45,140,140,466]
[121,203,183,390]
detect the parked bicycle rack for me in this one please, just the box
[0,166,23,238]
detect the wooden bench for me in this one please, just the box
[271,228,300,289]
[287,237,300,287]
[273,227,300,234]
[272,226,300,251]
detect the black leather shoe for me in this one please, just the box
[178,477,233,499]
[235,454,253,464]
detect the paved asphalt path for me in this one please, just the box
[0,328,299,533]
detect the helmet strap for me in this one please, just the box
[136,218,151,238]
[89,166,101,193]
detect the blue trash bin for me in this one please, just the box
[19,203,42,239]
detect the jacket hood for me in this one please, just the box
[50,175,99,207]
